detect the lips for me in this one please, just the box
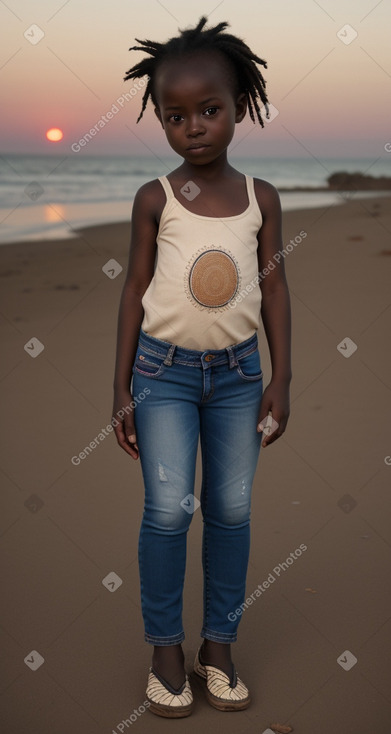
[187,143,210,150]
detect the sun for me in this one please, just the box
[46,128,64,142]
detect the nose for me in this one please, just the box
[186,114,206,137]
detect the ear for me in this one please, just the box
[235,93,247,123]
[154,106,164,129]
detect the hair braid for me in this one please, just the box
[123,15,270,126]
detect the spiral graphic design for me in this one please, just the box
[188,249,239,307]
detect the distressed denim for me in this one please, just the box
[131,327,264,645]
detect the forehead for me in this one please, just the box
[154,50,236,104]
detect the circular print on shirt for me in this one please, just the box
[187,247,240,308]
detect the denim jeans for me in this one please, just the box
[131,327,264,646]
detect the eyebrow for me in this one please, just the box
[164,97,221,111]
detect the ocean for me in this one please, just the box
[0,153,389,244]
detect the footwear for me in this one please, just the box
[193,643,251,711]
[146,666,194,718]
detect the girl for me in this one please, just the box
[112,16,291,718]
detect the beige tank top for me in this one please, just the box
[140,174,263,350]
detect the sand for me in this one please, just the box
[1,194,391,733]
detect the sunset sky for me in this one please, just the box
[1,0,390,158]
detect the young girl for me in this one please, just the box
[112,16,291,718]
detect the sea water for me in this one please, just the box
[0,153,389,244]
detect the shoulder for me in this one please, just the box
[252,177,282,219]
[134,178,164,202]
[132,178,167,223]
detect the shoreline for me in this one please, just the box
[1,193,390,341]
[278,186,391,192]
[0,191,390,251]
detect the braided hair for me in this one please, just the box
[123,15,270,126]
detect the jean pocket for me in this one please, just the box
[133,345,166,378]
[236,349,263,381]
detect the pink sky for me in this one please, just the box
[1,0,390,157]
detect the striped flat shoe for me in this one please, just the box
[193,644,251,711]
[146,666,194,718]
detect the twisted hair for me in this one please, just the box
[123,16,270,126]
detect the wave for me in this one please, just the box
[0,153,390,210]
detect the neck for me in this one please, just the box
[177,152,236,182]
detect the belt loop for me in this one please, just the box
[225,344,238,368]
[163,343,176,366]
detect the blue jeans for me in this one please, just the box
[131,327,264,646]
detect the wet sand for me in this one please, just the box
[1,193,391,733]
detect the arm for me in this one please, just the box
[111,181,160,460]
[254,179,292,447]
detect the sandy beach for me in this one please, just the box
[1,193,391,733]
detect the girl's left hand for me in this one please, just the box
[257,379,290,448]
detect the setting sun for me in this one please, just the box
[46,128,63,142]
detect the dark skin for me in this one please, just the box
[112,50,291,688]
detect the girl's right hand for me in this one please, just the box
[112,389,139,460]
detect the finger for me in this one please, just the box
[262,418,287,447]
[113,422,125,442]
[257,399,271,425]
[262,431,278,447]
[127,433,139,452]
[258,413,280,447]
[119,438,140,458]
[124,415,137,445]
[113,422,139,459]
[126,443,140,459]
[257,412,279,435]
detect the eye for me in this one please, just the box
[204,106,218,116]
[169,113,183,123]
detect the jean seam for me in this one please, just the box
[138,337,258,367]
[202,427,210,632]
[236,367,263,381]
[134,365,165,378]
[145,632,185,644]
[202,628,237,642]
[201,374,215,403]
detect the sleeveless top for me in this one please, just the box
[140,174,263,350]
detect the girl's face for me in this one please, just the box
[153,51,247,165]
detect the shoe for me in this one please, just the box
[193,643,251,711]
[146,666,194,718]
